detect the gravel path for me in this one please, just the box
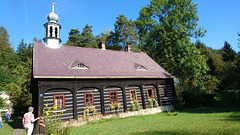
[12,128,23,135]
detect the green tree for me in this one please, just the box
[17,39,28,62]
[97,28,122,50]
[0,26,19,70]
[66,24,98,48]
[105,31,122,51]
[0,26,10,49]
[0,68,12,91]
[136,0,209,106]
[218,42,237,92]
[195,40,220,93]
[114,15,138,50]
[66,29,81,47]
[5,39,34,114]
[221,41,236,62]
[137,0,207,85]
[235,52,240,89]
[98,28,111,43]
[0,26,19,92]
[81,24,98,48]
[106,15,139,51]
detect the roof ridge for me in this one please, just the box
[34,41,147,55]
[61,44,146,54]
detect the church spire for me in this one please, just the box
[43,0,61,49]
[52,0,55,12]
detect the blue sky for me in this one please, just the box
[0,0,239,52]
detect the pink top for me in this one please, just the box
[23,112,34,127]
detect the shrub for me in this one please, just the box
[148,99,153,108]
[148,97,159,108]
[153,99,159,107]
[109,102,122,113]
[215,92,238,107]
[83,109,89,118]
[57,124,72,135]
[181,90,214,107]
[134,101,140,111]
[83,105,96,118]
[130,101,140,111]
[166,109,178,116]
[43,104,72,135]
[173,99,183,111]
[130,102,136,111]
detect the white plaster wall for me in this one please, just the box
[46,39,60,49]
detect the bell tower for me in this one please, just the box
[43,0,61,48]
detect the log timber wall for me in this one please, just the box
[32,78,176,121]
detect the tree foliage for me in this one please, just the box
[66,24,98,48]
[136,0,208,91]
[0,27,36,114]
[104,15,139,51]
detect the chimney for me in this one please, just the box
[98,42,106,50]
[125,45,131,52]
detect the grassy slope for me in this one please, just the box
[0,117,24,135]
[71,107,240,135]
[0,118,15,135]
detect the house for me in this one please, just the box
[31,1,177,120]
[0,91,12,112]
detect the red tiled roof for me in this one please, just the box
[33,41,174,79]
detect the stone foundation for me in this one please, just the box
[65,107,169,127]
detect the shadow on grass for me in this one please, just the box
[7,117,23,129]
[130,130,190,135]
[222,113,240,122]
[181,106,240,114]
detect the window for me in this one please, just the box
[85,93,94,107]
[137,65,147,71]
[163,88,168,97]
[129,89,137,101]
[147,88,154,99]
[53,95,65,110]
[45,28,48,37]
[110,91,118,104]
[134,63,147,71]
[55,27,58,38]
[77,64,85,68]
[49,26,53,37]
[75,63,89,69]
[70,61,90,69]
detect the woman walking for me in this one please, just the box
[22,107,39,135]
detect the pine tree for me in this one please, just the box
[221,41,236,62]
[106,15,139,51]
[66,24,98,48]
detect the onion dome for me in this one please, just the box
[47,12,59,22]
[47,1,59,22]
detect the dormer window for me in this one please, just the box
[72,63,89,69]
[77,63,87,68]
[134,63,147,71]
[137,65,147,71]
[70,60,90,69]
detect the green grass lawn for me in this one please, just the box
[0,116,24,135]
[71,107,240,135]
[0,118,15,135]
